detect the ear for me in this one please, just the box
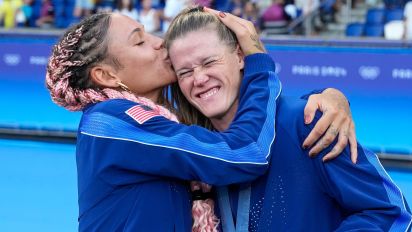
[236,44,245,70]
[89,64,119,88]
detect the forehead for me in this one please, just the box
[169,29,228,63]
[108,14,144,41]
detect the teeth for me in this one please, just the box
[200,87,219,99]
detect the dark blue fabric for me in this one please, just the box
[228,95,412,231]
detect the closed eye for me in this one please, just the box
[204,60,217,66]
[135,41,145,46]
[178,70,193,79]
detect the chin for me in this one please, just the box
[196,107,214,118]
[202,108,225,120]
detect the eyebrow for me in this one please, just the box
[128,28,141,41]
[175,56,219,73]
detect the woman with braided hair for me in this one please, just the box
[46,11,356,232]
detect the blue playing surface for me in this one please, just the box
[0,139,77,232]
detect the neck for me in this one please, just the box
[141,89,162,104]
[210,101,239,131]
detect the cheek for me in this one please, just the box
[129,52,156,68]
[227,66,242,89]
[232,79,242,95]
[178,81,193,98]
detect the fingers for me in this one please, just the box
[321,122,357,163]
[304,88,359,163]
[304,94,320,124]
[312,122,342,156]
[303,109,335,149]
[348,122,358,164]
[204,8,249,34]
[307,117,359,164]
[307,111,346,157]
[309,121,342,157]
[204,7,249,29]
[204,7,265,55]
[322,148,340,162]
[322,128,348,162]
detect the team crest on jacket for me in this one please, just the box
[126,105,160,124]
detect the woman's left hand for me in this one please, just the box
[204,7,266,55]
[303,88,357,163]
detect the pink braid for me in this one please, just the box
[191,182,220,232]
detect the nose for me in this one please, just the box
[193,69,209,86]
[152,35,164,50]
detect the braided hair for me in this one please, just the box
[46,13,133,111]
[46,12,177,120]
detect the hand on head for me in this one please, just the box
[204,7,266,55]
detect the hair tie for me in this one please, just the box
[191,189,214,201]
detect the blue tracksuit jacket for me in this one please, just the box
[75,54,280,231]
[225,95,412,232]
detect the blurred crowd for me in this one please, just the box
[0,0,410,38]
[0,0,341,32]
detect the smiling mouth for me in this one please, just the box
[199,87,220,100]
